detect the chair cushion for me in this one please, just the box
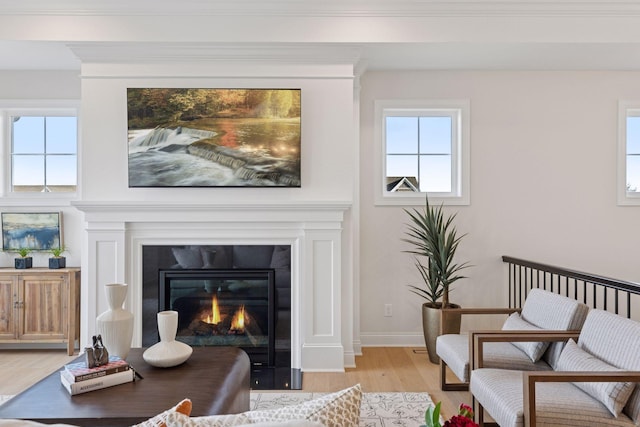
[502,312,549,362]
[577,310,640,424]
[470,369,636,427]
[557,339,635,417]
[436,334,551,383]
[520,289,588,330]
[436,334,471,382]
[520,289,590,369]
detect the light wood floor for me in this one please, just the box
[0,347,470,419]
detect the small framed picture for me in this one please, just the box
[1,212,63,251]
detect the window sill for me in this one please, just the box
[617,193,640,206]
[374,192,470,206]
[0,194,78,207]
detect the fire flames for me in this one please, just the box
[204,295,222,324]
[202,294,246,334]
[230,305,246,332]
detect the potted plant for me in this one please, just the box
[404,195,470,364]
[48,246,67,269]
[14,248,33,269]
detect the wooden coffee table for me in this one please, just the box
[0,347,250,426]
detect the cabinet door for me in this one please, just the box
[20,275,67,340]
[0,276,17,339]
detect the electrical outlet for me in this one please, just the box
[384,304,392,317]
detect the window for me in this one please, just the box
[374,99,470,205]
[618,101,640,205]
[2,103,78,197]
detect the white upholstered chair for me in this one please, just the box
[470,309,640,426]
[436,288,589,390]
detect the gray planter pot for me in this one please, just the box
[421,302,462,364]
[15,257,33,269]
[49,257,66,269]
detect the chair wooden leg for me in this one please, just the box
[440,359,470,391]
[475,399,499,426]
[476,399,484,426]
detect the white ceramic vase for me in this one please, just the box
[143,310,193,368]
[95,283,134,360]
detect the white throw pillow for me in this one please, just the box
[165,384,361,427]
[557,339,635,417]
[166,412,251,427]
[501,312,550,362]
[246,384,361,427]
[239,422,325,427]
[0,421,77,427]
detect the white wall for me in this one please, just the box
[80,63,355,203]
[359,70,640,345]
[0,70,82,269]
[76,62,358,367]
[4,67,640,353]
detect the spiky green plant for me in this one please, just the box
[16,248,32,258]
[403,195,470,308]
[50,245,67,258]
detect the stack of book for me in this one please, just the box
[60,356,134,395]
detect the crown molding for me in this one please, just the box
[67,43,362,66]
[3,0,640,18]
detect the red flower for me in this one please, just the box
[443,415,479,427]
[458,403,474,419]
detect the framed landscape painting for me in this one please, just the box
[127,88,301,187]
[1,212,63,251]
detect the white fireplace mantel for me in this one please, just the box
[73,200,351,372]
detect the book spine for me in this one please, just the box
[60,369,134,395]
[62,364,130,383]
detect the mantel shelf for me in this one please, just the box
[72,200,351,212]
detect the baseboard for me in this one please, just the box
[359,332,424,347]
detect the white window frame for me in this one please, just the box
[617,101,640,206]
[374,99,470,206]
[0,100,80,204]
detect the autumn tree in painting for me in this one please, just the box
[127,88,301,129]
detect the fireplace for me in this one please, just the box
[158,268,276,366]
[73,200,352,384]
[141,244,296,389]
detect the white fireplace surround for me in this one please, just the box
[73,200,351,372]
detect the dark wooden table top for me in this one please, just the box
[0,347,251,426]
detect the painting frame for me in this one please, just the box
[1,212,63,251]
[127,88,302,188]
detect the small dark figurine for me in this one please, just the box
[85,334,109,368]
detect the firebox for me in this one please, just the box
[158,269,275,367]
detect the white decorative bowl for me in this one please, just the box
[143,340,193,368]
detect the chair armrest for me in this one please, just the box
[441,307,521,316]
[470,330,580,371]
[522,370,640,427]
[440,307,521,334]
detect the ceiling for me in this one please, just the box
[4,1,640,72]
[0,42,81,70]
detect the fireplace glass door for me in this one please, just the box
[159,269,275,366]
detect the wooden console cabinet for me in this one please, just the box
[0,268,80,355]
